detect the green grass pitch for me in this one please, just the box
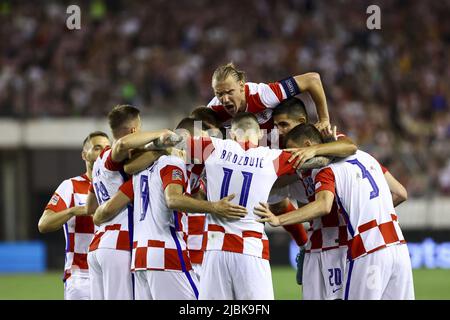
[0,267,449,299]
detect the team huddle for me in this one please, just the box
[38,63,414,300]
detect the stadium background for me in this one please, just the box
[0,0,449,299]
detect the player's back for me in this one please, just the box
[325,150,405,259]
[89,146,131,251]
[204,137,289,259]
[131,155,191,272]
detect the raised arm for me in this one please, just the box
[293,73,330,134]
[285,134,357,169]
[112,129,171,162]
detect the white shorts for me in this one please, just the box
[134,270,199,300]
[344,244,415,300]
[199,251,274,300]
[302,247,347,300]
[64,275,90,300]
[192,263,202,283]
[87,248,133,300]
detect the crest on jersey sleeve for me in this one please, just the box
[315,181,322,190]
[172,169,183,181]
[49,194,60,206]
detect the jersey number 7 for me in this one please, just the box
[220,168,253,207]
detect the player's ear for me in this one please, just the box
[304,139,313,147]
[257,128,263,140]
[298,116,307,124]
[239,80,245,90]
[81,150,88,162]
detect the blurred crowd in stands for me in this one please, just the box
[0,0,449,196]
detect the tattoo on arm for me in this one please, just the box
[300,156,332,170]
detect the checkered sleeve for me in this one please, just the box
[45,179,73,212]
[119,178,134,200]
[314,167,336,195]
[160,165,187,190]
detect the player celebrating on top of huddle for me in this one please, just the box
[207,62,331,136]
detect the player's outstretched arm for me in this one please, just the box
[38,206,87,233]
[93,191,131,226]
[124,150,166,175]
[384,171,408,207]
[165,184,247,219]
[112,129,173,162]
[255,190,334,226]
[285,135,357,169]
[86,190,98,215]
[293,72,330,135]
[269,198,308,246]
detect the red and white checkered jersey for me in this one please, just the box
[313,150,405,260]
[45,174,94,280]
[186,164,207,265]
[207,82,287,130]
[193,137,295,260]
[269,132,350,252]
[300,169,348,253]
[120,155,192,272]
[89,146,131,252]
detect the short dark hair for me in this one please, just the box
[83,131,109,148]
[285,124,323,146]
[272,97,308,122]
[107,105,140,133]
[176,117,209,136]
[190,106,222,129]
[230,112,259,131]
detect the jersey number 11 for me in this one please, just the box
[220,168,253,207]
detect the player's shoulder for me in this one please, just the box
[55,174,86,193]
[158,155,186,170]
[207,96,221,108]
[246,82,265,95]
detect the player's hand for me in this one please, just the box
[315,120,332,136]
[284,147,317,169]
[72,206,88,216]
[155,130,183,149]
[322,125,338,143]
[254,202,281,227]
[212,194,247,220]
